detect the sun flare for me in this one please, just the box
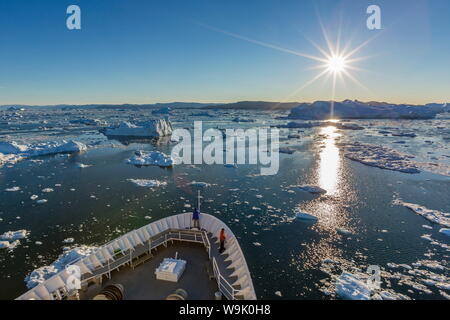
[326,55,347,74]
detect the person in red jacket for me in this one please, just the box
[219,228,226,253]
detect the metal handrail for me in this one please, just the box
[212,257,239,300]
[81,228,206,284]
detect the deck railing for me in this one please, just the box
[80,228,210,285]
[212,257,240,300]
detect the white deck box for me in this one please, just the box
[155,258,187,282]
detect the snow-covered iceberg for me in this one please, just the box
[101,119,173,137]
[289,100,444,120]
[394,199,450,228]
[0,140,87,165]
[25,246,97,289]
[127,150,175,167]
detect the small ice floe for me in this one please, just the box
[393,199,450,228]
[128,179,167,188]
[422,225,433,230]
[335,272,371,300]
[232,117,254,123]
[62,238,75,244]
[5,186,20,192]
[274,291,282,297]
[144,216,152,220]
[0,240,20,250]
[322,258,335,264]
[30,195,38,200]
[127,150,175,167]
[76,163,92,168]
[337,228,353,236]
[0,229,29,241]
[279,147,296,154]
[392,132,417,138]
[188,181,212,188]
[25,245,97,288]
[35,241,43,245]
[0,153,23,166]
[295,211,318,221]
[41,188,54,193]
[439,228,450,237]
[253,242,262,247]
[36,199,48,204]
[0,230,29,249]
[292,185,327,194]
[101,119,173,137]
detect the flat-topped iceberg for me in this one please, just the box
[289,100,445,120]
[127,150,175,167]
[0,140,87,164]
[102,119,173,137]
[25,246,97,289]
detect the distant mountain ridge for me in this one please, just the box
[288,100,448,120]
[204,101,300,110]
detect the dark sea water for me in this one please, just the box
[0,108,449,300]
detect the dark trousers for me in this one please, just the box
[192,219,200,229]
[219,240,225,253]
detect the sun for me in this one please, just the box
[326,55,347,74]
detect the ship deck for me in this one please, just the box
[79,231,239,300]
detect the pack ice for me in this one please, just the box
[25,246,97,288]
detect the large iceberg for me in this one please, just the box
[127,150,175,167]
[288,100,445,120]
[101,119,173,137]
[0,140,86,166]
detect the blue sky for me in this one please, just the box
[0,0,449,105]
